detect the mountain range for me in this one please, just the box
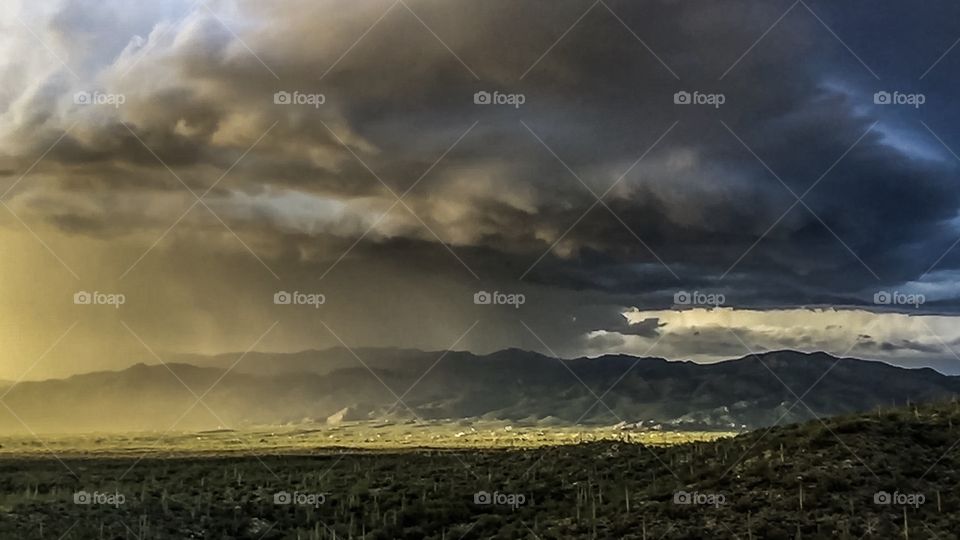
[1,348,957,433]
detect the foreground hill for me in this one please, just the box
[0,401,958,538]
[1,349,958,432]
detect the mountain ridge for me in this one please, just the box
[1,349,956,433]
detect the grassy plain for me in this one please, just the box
[0,420,733,457]
[2,405,958,538]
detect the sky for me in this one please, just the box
[2,0,960,379]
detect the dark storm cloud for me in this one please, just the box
[2,0,960,365]
[879,340,943,355]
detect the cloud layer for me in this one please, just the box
[2,0,960,377]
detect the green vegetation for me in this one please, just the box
[1,402,959,538]
[0,421,731,457]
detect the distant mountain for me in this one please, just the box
[170,347,448,377]
[1,349,957,433]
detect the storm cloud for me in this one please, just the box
[2,0,960,377]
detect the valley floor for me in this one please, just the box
[1,403,959,538]
[0,421,732,457]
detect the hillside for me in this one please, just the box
[1,400,958,538]
[1,349,958,433]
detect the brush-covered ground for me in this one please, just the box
[1,403,959,539]
[0,420,730,457]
